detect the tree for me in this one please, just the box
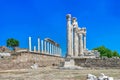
[93,46,119,58]
[93,46,108,57]
[113,51,119,57]
[7,38,19,51]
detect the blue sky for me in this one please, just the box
[0,0,120,56]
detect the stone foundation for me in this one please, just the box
[74,58,120,68]
[0,52,64,70]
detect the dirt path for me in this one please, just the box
[0,67,120,80]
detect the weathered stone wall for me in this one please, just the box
[0,52,64,70]
[75,58,120,68]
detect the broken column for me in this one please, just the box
[34,46,36,52]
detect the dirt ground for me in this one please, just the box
[0,67,120,80]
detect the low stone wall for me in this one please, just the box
[74,58,120,68]
[0,52,64,70]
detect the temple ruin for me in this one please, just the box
[28,37,62,56]
[66,14,99,58]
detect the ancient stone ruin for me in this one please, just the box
[28,37,62,56]
[66,14,100,58]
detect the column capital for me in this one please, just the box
[66,14,71,21]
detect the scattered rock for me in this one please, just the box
[87,73,114,80]
[31,64,38,69]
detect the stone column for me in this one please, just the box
[60,48,62,56]
[79,33,84,56]
[53,45,55,55]
[57,47,59,55]
[52,45,54,55]
[41,40,44,53]
[54,46,56,55]
[44,40,46,54]
[28,37,32,52]
[83,34,86,50]
[47,42,49,54]
[49,43,52,55]
[38,38,40,53]
[73,28,79,57]
[72,17,78,57]
[34,46,36,52]
[66,14,73,57]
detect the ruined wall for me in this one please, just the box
[75,58,120,68]
[0,52,64,70]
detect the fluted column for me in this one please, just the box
[60,48,62,56]
[57,47,59,55]
[41,40,44,53]
[44,40,46,54]
[38,38,40,53]
[83,34,86,50]
[28,37,32,52]
[66,14,73,57]
[47,42,49,54]
[73,28,79,57]
[49,43,52,55]
[79,34,83,56]
[54,46,57,55]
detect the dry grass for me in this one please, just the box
[0,67,120,80]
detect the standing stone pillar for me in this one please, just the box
[28,37,32,52]
[38,38,40,53]
[53,45,56,55]
[47,42,49,54]
[44,40,46,54]
[66,14,73,57]
[52,44,54,55]
[54,46,56,55]
[83,34,86,50]
[56,46,58,55]
[34,46,36,52]
[79,33,84,56]
[73,28,79,57]
[57,47,59,55]
[41,40,44,53]
[72,18,79,57]
[49,43,52,55]
[59,48,61,56]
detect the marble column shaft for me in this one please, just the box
[44,40,46,54]
[79,34,83,55]
[41,40,44,53]
[29,37,32,52]
[47,42,49,54]
[66,14,73,57]
[83,35,86,50]
[38,38,40,53]
[73,28,79,57]
[49,43,52,54]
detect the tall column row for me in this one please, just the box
[66,14,87,57]
[28,37,61,56]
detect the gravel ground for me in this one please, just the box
[0,67,120,80]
